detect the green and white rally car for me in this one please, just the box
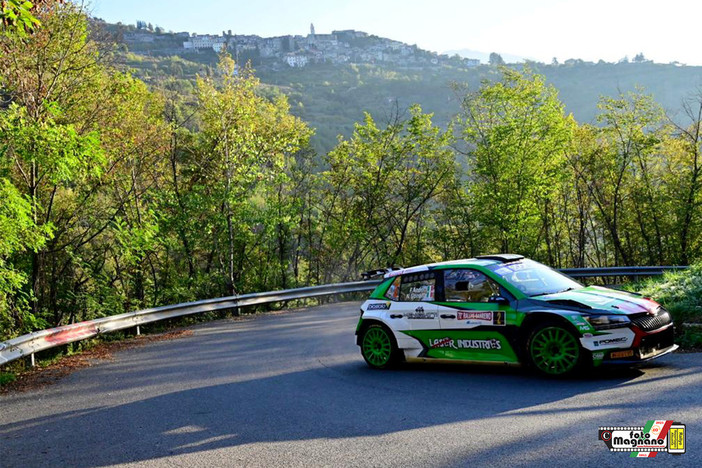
[356,254,677,376]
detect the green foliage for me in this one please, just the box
[0,103,104,186]
[0,371,16,385]
[164,53,313,295]
[316,105,455,278]
[637,263,702,325]
[455,68,575,257]
[676,327,702,350]
[635,263,702,349]
[0,179,50,339]
[0,179,48,258]
[0,0,40,37]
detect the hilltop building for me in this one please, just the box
[183,34,227,52]
[121,23,479,70]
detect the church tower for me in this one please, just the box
[310,23,315,36]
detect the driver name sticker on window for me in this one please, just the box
[408,284,435,301]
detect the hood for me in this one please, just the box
[536,286,660,315]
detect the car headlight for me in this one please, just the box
[584,314,631,330]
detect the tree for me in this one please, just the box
[319,106,455,278]
[662,92,702,264]
[194,54,311,295]
[582,90,667,265]
[489,52,505,66]
[0,179,50,339]
[0,3,171,335]
[455,68,575,260]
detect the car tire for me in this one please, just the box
[526,321,584,377]
[360,323,401,369]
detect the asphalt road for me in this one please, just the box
[1,302,700,467]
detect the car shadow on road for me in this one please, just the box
[2,357,698,467]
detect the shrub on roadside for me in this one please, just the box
[637,262,702,349]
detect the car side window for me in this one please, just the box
[384,276,401,301]
[443,269,500,303]
[399,272,436,302]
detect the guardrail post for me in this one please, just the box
[136,325,141,336]
[30,353,35,368]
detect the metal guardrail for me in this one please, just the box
[0,265,689,367]
[0,279,382,367]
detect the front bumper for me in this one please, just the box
[600,343,678,365]
[599,323,677,365]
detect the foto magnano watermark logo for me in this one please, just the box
[599,420,686,458]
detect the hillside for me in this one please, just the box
[105,23,702,154]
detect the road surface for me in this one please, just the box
[1,302,699,467]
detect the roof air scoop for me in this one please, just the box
[476,253,525,263]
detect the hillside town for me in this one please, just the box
[121,22,481,69]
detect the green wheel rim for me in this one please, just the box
[530,327,580,375]
[362,327,393,367]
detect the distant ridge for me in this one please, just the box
[444,48,530,64]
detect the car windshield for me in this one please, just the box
[487,259,582,297]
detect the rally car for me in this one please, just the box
[356,254,677,376]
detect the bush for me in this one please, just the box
[0,372,16,386]
[638,263,702,324]
[637,263,702,349]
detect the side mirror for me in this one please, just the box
[488,296,509,305]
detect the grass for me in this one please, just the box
[632,263,702,350]
[0,372,16,386]
[677,325,702,350]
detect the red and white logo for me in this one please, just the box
[456,311,492,322]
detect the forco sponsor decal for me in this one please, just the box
[594,337,628,347]
[366,302,391,311]
[429,337,502,350]
[599,420,686,457]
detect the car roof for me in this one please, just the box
[383,256,524,278]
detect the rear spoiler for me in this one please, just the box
[361,267,403,281]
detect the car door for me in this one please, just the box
[434,268,514,361]
[438,268,505,330]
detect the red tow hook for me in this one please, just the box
[630,323,671,347]
[630,325,648,347]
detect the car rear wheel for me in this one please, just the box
[361,324,400,369]
[527,322,582,376]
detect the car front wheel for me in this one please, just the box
[527,322,583,376]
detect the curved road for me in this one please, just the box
[1,302,700,467]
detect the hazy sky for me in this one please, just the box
[92,0,702,65]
